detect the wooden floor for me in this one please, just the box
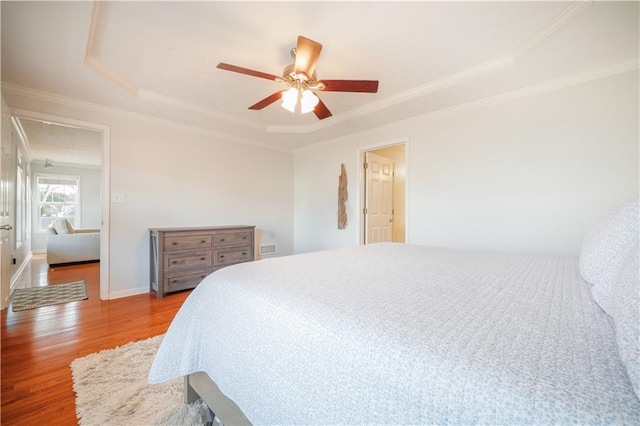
[1,255,191,425]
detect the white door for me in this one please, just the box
[0,102,12,309]
[364,152,393,244]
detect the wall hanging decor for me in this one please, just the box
[338,163,348,229]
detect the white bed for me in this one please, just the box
[149,202,640,425]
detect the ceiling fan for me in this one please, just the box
[217,36,379,120]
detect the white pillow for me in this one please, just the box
[52,218,74,235]
[580,199,639,311]
[608,240,640,398]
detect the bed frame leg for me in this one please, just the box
[185,375,200,403]
[184,372,251,425]
[185,375,218,425]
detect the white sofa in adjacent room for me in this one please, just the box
[46,218,100,265]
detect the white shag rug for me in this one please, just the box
[71,335,205,425]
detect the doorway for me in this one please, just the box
[360,141,407,245]
[8,109,110,300]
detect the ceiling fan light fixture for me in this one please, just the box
[281,87,298,112]
[218,36,378,120]
[300,89,319,114]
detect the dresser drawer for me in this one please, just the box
[164,251,212,272]
[164,234,212,252]
[213,231,252,248]
[150,225,255,299]
[164,268,213,293]
[214,246,252,266]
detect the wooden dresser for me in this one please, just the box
[149,225,255,299]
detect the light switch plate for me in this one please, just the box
[112,193,126,203]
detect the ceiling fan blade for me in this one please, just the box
[217,63,279,81]
[313,97,332,120]
[294,36,322,78]
[320,80,379,93]
[248,92,283,110]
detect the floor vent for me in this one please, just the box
[259,244,277,256]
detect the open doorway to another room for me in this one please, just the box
[359,142,407,245]
[9,111,110,300]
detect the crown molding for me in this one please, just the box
[85,1,264,132]
[137,90,264,131]
[4,0,614,155]
[411,58,639,122]
[268,55,517,134]
[273,0,593,135]
[1,83,287,153]
[83,0,594,137]
[85,55,139,96]
[10,116,33,162]
[295,58,639,153]
[85,2,138,95]
[512,0,592,61]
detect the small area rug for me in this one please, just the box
[71,335,205,425]
[11,280,88,312]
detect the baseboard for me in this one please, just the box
[10,252,34,292]
[31,249,46,254]
[108,287,149,300]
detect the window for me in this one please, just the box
[37,175,80,231]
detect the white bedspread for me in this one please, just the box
[149,243,640,424]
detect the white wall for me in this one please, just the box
[3,91,294,299]
[294,70,639,257]
[108,121,292,298]
[30,162,101,253]
[3,69,637,297]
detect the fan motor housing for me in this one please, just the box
[282,64,322,89]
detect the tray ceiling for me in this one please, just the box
[1,1,638,153]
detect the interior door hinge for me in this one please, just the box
[363,208,367,215]
[363,162,368,170]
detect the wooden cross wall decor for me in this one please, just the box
[338,163,348,229]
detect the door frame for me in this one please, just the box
[356,138,410,246]
[1,99,12,309]
[10,108,111,300]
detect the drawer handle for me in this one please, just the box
[200,257,205,260]
[220,255,225,258]
[172,279,177,284]
[172,242,178,245]
[242,236,246,239]
[172,261,178,264]
[201,240,206,243]
[200,275,206,279]
[242,252,246,255]
[220,238,225,242]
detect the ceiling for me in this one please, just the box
[1,1,638,153]
[15,118,102,167]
